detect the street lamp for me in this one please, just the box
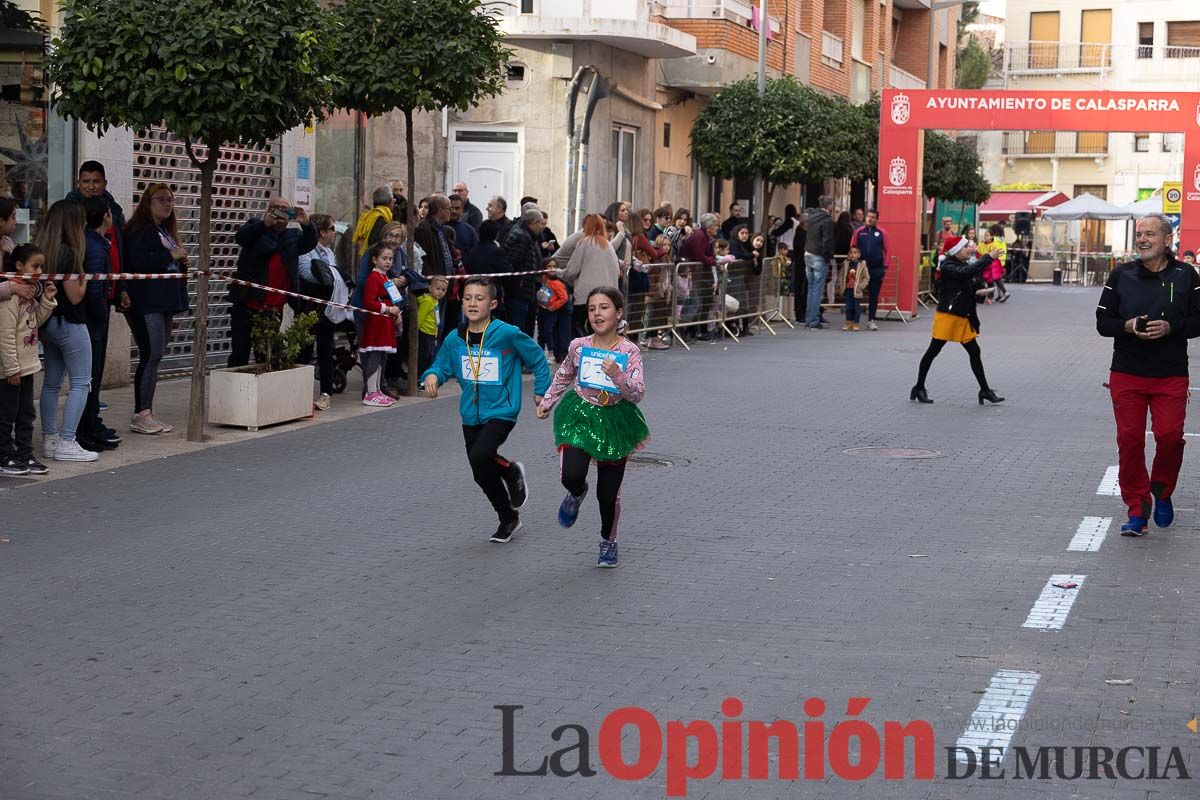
[928,0,971,89]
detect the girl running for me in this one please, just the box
[536,287,649,568]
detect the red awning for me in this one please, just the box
[979,191,1070,217]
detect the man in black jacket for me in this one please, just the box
[1097,213,1200,536]
[228,198,317,367]
[500,209,545,336]
[803,196,835,328]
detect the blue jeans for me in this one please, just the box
[40,316,93,442]
[844,289,860,323]
[537,306,571,361]
[804,253,828,326]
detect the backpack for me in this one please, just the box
[538,277,569,311]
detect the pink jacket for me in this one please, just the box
[539,335,645,411]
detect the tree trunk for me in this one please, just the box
[763,182,777,234]
[404,108,420,397]
[186,141,217,442]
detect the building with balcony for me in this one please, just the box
[984,0,1200,246]
[655,0,959,218]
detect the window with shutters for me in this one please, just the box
[1137,22,1154,59]
[852,0,867,62]
[1166,20,1200,58]
[1079,9,1111,68]
[1028,12,1060,69]
[1134,134,1150,153]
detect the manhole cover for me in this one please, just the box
[627,453,686,468]
[843,447,942,459]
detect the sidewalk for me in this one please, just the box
[5,364,451,486]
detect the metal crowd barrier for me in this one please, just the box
[817,255,910,323]
[624,262,677,345]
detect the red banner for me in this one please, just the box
[877,90,1200,315]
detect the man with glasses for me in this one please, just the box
[452,182,484,230]
[228,197,318,367]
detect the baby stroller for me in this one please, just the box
[330,321,359,394]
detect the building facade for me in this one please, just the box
[984,0,1200,245]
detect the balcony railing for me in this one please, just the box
[1002,131,1109,158]
[1005,41,1112,75]
[504,0,642,19]
[821,31,843,66]
[889,64,926,89]
[658,0,782,35]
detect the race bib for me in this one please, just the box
[460,347,501,385]
[384,279,403,305]
[579,347,628,392]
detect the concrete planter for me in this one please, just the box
[208,364,314,431]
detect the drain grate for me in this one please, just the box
[843,447,942,459]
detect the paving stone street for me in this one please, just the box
[0,286,1197,800]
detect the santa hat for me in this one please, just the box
[944,235,967,257]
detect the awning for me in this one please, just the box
[978,190,1070,217]
[1041,193,1134,221]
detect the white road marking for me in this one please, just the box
[1023,574,1087,630]
[1068,517,1111,552]
[1146,432,1200,437]
[1097,465,1120,496]
[955,669,1041,765]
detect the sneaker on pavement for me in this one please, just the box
[362,392,394,408]
[24,457,48,475]
[315,393,331,411]
[98,401,108,411]
[867,321,879,331]
[52,439,99,462]
[149,415,174,433]
[1153,496,1174,528]
[0,457,29,475]
[597,539,618,568]
[130,412,164,434]
[1120,516,1148,537]
[490,518,522,543]
[42,434,60,457]
[504,461,528,509]
[647,338,670,350]
[97,427,122,445]
[558,486,588,528]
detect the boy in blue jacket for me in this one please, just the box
[422,277,551,543]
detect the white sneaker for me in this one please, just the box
[42,434,59,458]
[867,321,879,331]
[315,393,331,411]
[52,439,99,462]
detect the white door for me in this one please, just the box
[450,128,522,207]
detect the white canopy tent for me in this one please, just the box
[1042,194,1136,285]
[1123,194,1163,218]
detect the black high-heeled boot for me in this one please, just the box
[910,386,933,404]
[978,388,1005,404]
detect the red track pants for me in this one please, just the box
[1109,371,1189,519]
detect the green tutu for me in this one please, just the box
[553,390,650,462]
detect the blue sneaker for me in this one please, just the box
[557,486,588,528]
[1120,516,1148,537]
[597,539,618,568]
[1153,496,1174,528]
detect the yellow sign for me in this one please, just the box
[1163,181,1183,214]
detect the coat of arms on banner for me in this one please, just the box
[889,157,908,187]
[1193,162,1200,193]
[890,93,911,125]
[1195,100,1200,127]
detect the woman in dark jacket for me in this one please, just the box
[728,224,759,336]
[124,183,190,434]
[910,234,1004,405]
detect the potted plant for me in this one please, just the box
[208,311,318,431]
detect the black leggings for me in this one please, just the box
[915,337,990,391]
[463,420,518,523]
[560,446,627,540]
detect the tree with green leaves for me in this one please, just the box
[332,0,510,396]
[956,38,991,89]
[48,0,335,441]
[691,76,869,227]
[923,132,991,206]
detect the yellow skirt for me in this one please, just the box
[930,311,977,343]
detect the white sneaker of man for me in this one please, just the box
[867,321,879,331]
[52,439,99,462]
[315,393,331,411]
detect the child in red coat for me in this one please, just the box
[359,242,403,407]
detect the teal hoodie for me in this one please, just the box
[421,318,551,425]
